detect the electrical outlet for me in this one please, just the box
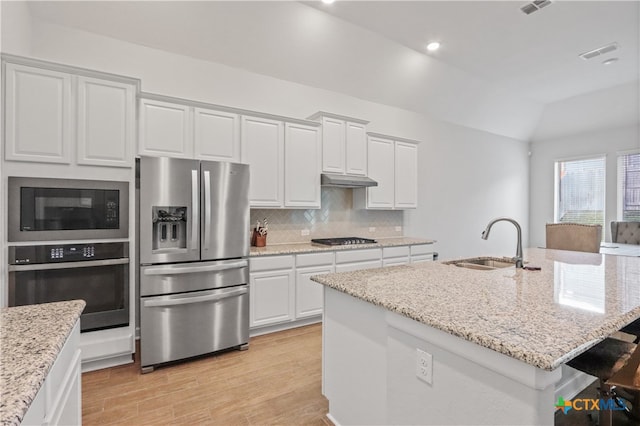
[395,226,402,232]
[416,349,433,384]
[301,229,310,236]
[369,227,376,233]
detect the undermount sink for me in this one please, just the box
[443,257,517,270]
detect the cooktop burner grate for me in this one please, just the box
[311,237,377,246]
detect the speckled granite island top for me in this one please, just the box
[0,300,85,426]
[311,248,640,371]
[249,237,435,256]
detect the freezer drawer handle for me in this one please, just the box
[143,260,248,276]
[9,258,129,272]
[143,287,247,307]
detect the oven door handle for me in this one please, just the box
[8,258,130,272]
[142,287,247,308]
[142,260,248,276]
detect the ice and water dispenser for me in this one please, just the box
[152,206,187,251]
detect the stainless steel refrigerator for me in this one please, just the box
[138,156,250,373]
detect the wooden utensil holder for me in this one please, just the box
[255,234,267,247]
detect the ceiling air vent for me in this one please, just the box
[579,42,619,60]
[521,0,552,15]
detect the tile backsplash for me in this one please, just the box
[250,188,403,244]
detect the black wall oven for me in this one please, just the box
[8,177,129,242]
[8,242,129,332]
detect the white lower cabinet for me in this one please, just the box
[382,246,410,267]
[249,255,295,328]
[335,248,383,273]
[249,244,433,333]
[295,252,335,319]
[23,321,81,426]
[410,244,436,264]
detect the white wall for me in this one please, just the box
[2,15,530,259]
[405,121,530,260]
[0,1,32,55]
[529,124,640,247]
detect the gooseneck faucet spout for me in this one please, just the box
[481,217,524,268]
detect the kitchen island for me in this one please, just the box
[311,248,640,425]
[0,300,85,426]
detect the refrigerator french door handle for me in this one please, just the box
[203,170,212,250]
[142,260,248,276]
[143,287,247,307]
[191,169,199,251]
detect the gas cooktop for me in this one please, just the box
[311,237,377,246]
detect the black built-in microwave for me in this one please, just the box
[8,177,129,241]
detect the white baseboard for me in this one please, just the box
[326,413,341,426]
[81,354,133,373]
[249,316,321,337]
[555,365,597,401]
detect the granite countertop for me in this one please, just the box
[249,237,435,257]
[0,300,85,426]
[311,247,640,371]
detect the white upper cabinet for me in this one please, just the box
[241,116,284,208]
[366,136,395,209]
[3,59,138,167]
[139,96,243,162]
[284,123,321,209]
[321,117,346,174]
[194,108,240,162]
[76,76,135,167]
[345,122,367,176]
[356,133,419,210]
[394,141,418,209]
[5,63,72,164]
[309,112,369,176]
[138,98,192,158]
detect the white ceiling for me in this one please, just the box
[306,0,640,104]
[21,1,639,140]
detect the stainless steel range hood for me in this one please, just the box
[321,173,378,188]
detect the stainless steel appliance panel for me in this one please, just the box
[8,242,129,332]
[8,177,128,242]
[201,161,250,261]
[139,157,200,264]
[140,285,249,368]
[140,259,248,297]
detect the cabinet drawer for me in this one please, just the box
[335,260,382,273]
[296,252,334,268]
[411,244,434,256]
[383,257,409,267]
[411,254,433,264]
[250,255,294,272]
[335,248,382,264]
[383,246,410,258]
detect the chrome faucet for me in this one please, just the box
[481,217,524,268]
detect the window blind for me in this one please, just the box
[555,157,606,227]
[618,152,640,221]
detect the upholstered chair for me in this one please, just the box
[545,223,602,253]
[611,221,640,245]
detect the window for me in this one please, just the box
[555,157,606,228]
[618,152,640,221]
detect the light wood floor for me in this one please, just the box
[82,323,331,425]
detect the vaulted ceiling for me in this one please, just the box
[19,1,640,140]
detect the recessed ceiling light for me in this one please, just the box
[322,0,335,4]
[602,58,619,65]
[426,42,440,52]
